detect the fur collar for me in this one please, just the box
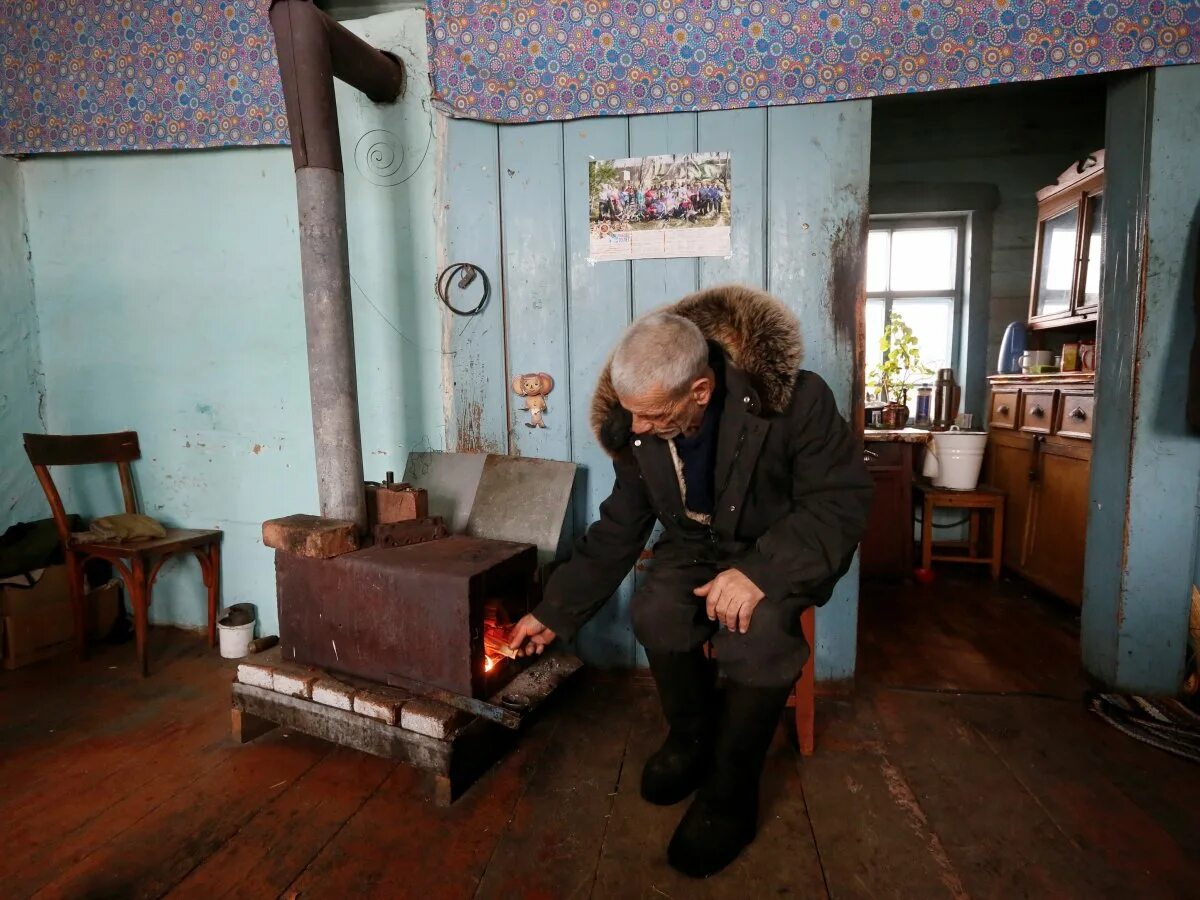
[590,284,803,457]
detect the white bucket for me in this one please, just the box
[217,606,256,659]
[923,428,988,491]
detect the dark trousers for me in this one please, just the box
[630,543,811,689]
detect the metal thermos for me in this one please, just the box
[914,386,933,428]
[932,368,959,432]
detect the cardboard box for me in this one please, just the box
[0,567,122,669]
[86,580,122,640]
[1,566,72,670]
[0,564,70,617]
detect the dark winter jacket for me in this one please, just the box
[534,285,875,641]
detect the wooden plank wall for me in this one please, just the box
[440,103,871,680]
[1083,67,1200,693]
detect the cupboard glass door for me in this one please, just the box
[1032,205,1079,319]
[1076,192,1104,312]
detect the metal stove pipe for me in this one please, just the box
[268,0,406,531]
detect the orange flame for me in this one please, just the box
[484,655,497,673]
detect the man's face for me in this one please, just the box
[619,373,715,440]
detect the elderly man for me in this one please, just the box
[508,285,873,877]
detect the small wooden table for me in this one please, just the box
[915,482,1005,579]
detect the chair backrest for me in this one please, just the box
[23,432,142,543]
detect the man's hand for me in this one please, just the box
[508,613,557,657]
[694,569,765,633]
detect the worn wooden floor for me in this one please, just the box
[2,573,1199,899]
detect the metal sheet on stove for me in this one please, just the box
[465,455,577,563]
[402,451,487,533]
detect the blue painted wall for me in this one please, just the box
[0,158,46,523]
[17,11,442,635]
[441,103,872,683]
[1083,67,1200,692]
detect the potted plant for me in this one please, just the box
[868,312,933,429]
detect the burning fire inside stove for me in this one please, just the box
[482,600,518,676]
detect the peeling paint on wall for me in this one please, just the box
[828,205,869,424]
[455,399,501,453]
[0,157,47,525]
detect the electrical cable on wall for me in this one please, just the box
[436,263,490,316]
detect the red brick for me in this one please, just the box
[311,677,356,711]
[272,669,318,699]
[366,484,428,526]
[399,699,466,740]
[235,661,274,691]
[262,514,360,559]
[352,686,411,725]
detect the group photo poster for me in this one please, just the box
[588,152,732,262]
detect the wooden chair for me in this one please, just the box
[789,606,817,756]
[23,431,222,676]
[705,605,816,755]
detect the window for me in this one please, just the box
[866,219,965,400]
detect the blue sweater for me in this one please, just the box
[672,381,723,516]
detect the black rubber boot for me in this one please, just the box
[640,649,716,806]
[667,681,792,878]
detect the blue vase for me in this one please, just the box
[998,321,1027,374]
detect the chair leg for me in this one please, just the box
[921,498,934,571]
[194,543,221,648]
[990,504,1005,580]
[65,550,88,660]
[207,543,221,648]
[795,607,816,757]
[128,557,152,677]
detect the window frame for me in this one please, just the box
[866,215,968,382]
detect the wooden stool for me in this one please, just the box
[916,483,1005,579]
[709,605,817,756]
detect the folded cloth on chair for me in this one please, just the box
[81,514,167,544]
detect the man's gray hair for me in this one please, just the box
[611,311,709,399]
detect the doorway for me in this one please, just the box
[857,75,1110,694]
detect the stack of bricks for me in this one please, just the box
[235,649,467,740]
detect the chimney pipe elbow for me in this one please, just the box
[269,0,407,172]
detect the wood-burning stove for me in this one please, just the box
[277,535,537,699]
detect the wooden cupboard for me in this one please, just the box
[985,374,1094,606]
[860,439,918,579]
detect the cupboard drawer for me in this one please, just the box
[864,442,907,467]
[989,390,1020,429]
[1020,390,1056,434]
[1056,393,1095,440]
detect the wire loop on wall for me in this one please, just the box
[435,263,490,316]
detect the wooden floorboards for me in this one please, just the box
[2,572,1199,898]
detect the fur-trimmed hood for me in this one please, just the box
[591,284,803,456]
